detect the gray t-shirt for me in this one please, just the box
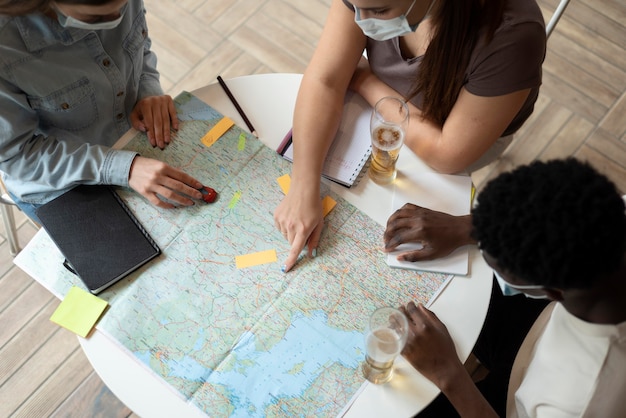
[344,0,546,136]
[345,0,546,136]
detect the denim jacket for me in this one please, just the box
[0,0,163,204]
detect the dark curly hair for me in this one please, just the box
[471,158,626,290]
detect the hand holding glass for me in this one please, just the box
[368,97,409,185]
[362,306,409,384]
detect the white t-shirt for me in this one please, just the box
[509,303,626,417]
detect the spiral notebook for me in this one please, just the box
[277,91,372,188]
[35,185,161,294]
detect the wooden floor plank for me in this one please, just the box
[143,0,222,52]
[557,0,626,48]
[0,299,58,386]
[600,91,626,138]
[145,12,208,68]
[171,40,248,94]
[0,328,79,416]
[540,115,594,161]
[11,348,93,418]
[539,71,608,123]
[246,12,319,65]
[50,371,132,418]
[543,51,618,108]
[261,0,326,46]
[546,31,626,92]
[586,128,626,168]
[0,261,33,313]
[211,0,266,37]
[0,281,54,349]
[556,17,626,71]
[581,0,626,26]
[229,26,308,73]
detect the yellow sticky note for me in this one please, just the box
[236,249,278,269]
[50,286,108,338]
[322,195,337,217]
[277,174,291,195]
[201,117,234,148]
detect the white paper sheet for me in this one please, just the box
[386,172,472,275]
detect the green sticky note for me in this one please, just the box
[50,286,108,338]
[228,190,242,209]
[238,133,246,151]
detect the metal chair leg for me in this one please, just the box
[1,202,20,256]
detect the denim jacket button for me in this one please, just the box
[61,103,70,110]
[102,58,111,67]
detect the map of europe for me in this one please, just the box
[20,92,450,417]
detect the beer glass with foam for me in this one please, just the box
[362,306,409,384]
[368,97,409,184]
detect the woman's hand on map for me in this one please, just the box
[383,204,475,261]
[129,156,203,208]
[274,184,324,272]
[131,95,179,149]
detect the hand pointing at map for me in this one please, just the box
[274,182,324,272]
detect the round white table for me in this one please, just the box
[79,74,493,417]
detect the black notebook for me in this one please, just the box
[35,185,160,294]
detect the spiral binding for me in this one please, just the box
[349,145,372,188]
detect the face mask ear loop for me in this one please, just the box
[405,0,418,17]
[409,0,435,31]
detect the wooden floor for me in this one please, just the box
[1,0,624,416]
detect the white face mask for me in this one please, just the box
[56,4,126,31]
[354,0,434,42]
[494,271,548,299]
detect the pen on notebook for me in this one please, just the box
[216,75,258,138]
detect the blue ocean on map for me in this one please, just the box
[206,310,363,416]
[132,310,364,416]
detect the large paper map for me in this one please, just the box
[18,92,449,417]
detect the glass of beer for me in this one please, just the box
[368,96,409,185]
[362,306,409,384]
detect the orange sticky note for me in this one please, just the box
[50,286,108,338]
[235,249,278,269]
[277,174,291,195]
[201,117,234,148]
[322,195,337,217]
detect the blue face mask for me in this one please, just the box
[494,271,548,299]
[355,0,435,42]
[56,4,127,31]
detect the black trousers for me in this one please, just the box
[416,276,550,418]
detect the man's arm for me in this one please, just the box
[401,302,498,418]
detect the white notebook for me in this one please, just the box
[277,91,372,187]
[386,172,473,276]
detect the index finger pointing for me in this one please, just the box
[282,235,307,273]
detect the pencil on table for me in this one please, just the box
[217,76,258,138]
